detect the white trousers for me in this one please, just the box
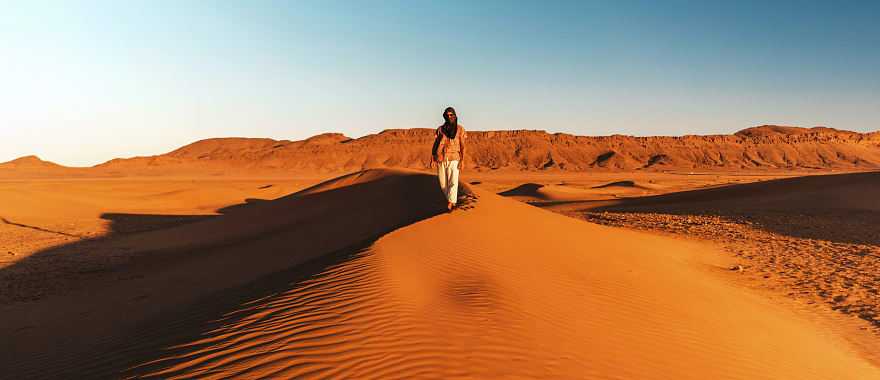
[437,160,460,204]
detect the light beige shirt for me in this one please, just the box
[435,125,466,162]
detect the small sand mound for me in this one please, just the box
[498,183,601,202]
[592,180,638,188]
[497,183,545,197]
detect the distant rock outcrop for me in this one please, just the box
[0,155,63,169]
[4,125,880,178]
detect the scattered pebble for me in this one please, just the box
[577,210,880,331]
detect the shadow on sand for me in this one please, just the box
[497,183,546,198]
[575,171,880,246]
[1,169,479,379]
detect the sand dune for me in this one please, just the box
[129,171,878,379]
[3,169,877,378]
[591,180,648,189]
[0,178,315,302]
[498,180,658,202]
[1,170,457,377]
[543,171,880,341]
[546,170,880,215]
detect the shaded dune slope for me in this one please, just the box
[497,182,604,202]
[591,180,644,189]
[1,169,464,378]
[498,180,654,203]
[541,171,880,245]
[497,183,548,198]
[590,171,880,213]
[118,175,880,378]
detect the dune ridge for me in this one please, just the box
[1,169,457,378]
[3,125,879,178]
[119,171,879,379]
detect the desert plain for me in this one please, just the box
[2,125,880,379]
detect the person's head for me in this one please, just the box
[443,107,457,125]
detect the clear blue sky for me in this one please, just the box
[2,1,879,166]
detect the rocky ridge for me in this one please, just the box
[3,125,879,177]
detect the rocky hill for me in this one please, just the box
[4,126,880,177]
[0,155,94,178]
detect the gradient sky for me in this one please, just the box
[2,1,879,166]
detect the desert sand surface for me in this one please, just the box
[525,171,880,337]
[474,170,812,202]
[2,168,879,379]
[0,177,322,302]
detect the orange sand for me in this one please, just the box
[2,169,878,378]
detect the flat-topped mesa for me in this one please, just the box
[10,125,880,178]
[368,129,570,143]
[353,129,437,145]
[474,129,550,138]
[88,126,880,174]
[736,125,814,138]
[734,125,866,143]
[302,133,351,145]
[735,125,855,138]
[375,128,434,137]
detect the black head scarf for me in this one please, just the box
[442,106,458,139]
